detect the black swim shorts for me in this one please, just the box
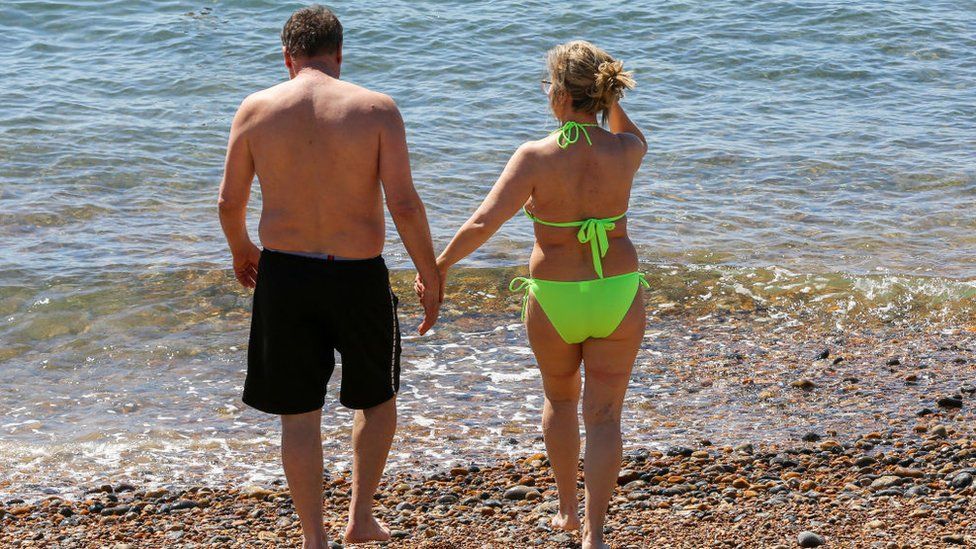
[242,249,401,414]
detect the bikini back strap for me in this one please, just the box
[523,208,627,278]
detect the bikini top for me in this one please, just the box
[523,120,630,279]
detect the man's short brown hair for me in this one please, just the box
[281,5,343,58]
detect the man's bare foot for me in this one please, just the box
[344,516,391,543]
[302,540,328,549]
[551,509,580,531]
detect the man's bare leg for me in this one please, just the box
[281,410,328,549]
[344,396,396,543]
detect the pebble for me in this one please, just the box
[869,476,901,490]
[503,486,537,501]
[791,379,816,390]
[798,531,825,547]
[950,472,973,489]
[937,396,963,409]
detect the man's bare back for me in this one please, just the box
[237,73,398,258]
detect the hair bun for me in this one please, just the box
[593,60,635,105]
[546,41,636,123]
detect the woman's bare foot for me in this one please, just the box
[344,515,391,543]
[582,525,610,549]
[582,537,610,549]
[551,509,581,531]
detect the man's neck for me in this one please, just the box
[295,60,340,79]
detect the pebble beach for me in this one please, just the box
[2,427,973,548]
[3,309,973,548]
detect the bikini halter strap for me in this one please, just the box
[552,120,598,149]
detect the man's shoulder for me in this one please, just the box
[338,81,398,116]
[235,83,288,122]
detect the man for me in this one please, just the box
[217,5,441,546]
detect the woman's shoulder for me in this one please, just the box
[513,134,564,164]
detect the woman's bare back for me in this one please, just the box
[524,127,643,280]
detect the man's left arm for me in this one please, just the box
[218,98,260,289]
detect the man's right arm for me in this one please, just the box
[376,96,440,334]
[218,97,261,289]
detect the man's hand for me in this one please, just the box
[232,243,261,289]
[415,271,441,335]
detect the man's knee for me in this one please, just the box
[362,394,397,417]
[281,409,322,432]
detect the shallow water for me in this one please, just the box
[1,0,975,499]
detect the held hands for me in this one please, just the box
[414,260,448,335]
[232,242,261,289]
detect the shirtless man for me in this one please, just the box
[217,6,440,547]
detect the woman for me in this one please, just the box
[429,41,646,549]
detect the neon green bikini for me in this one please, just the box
[510,121,648,345]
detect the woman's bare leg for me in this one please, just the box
[579,291,645,549]
[526,297,583,532]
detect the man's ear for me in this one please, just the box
[336,43,343,67]
[283,46,294,77]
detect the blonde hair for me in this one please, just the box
[546,41,635,124]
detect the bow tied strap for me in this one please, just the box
[509,277,533,321]
[553,120,598,149]
[575,218,617,278]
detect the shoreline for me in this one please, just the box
[3,423,974,548]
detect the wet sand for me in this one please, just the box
[2,308,974,548]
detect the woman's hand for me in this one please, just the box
[416,259,449,301]
[436,257,449,303]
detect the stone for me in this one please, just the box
[937,397,963,409]
[950,472,973,489]
[159,500,197,513]
[666,446,694,457]
[870,476,902,490]
[503,486,536,501]
[436,494,459,505]
[241,486,273,500]
[791,379,816,390]
[617,469,640,485]
[893,467,923,478]
[798,531,825,547]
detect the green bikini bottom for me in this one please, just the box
[509,272,649,344]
